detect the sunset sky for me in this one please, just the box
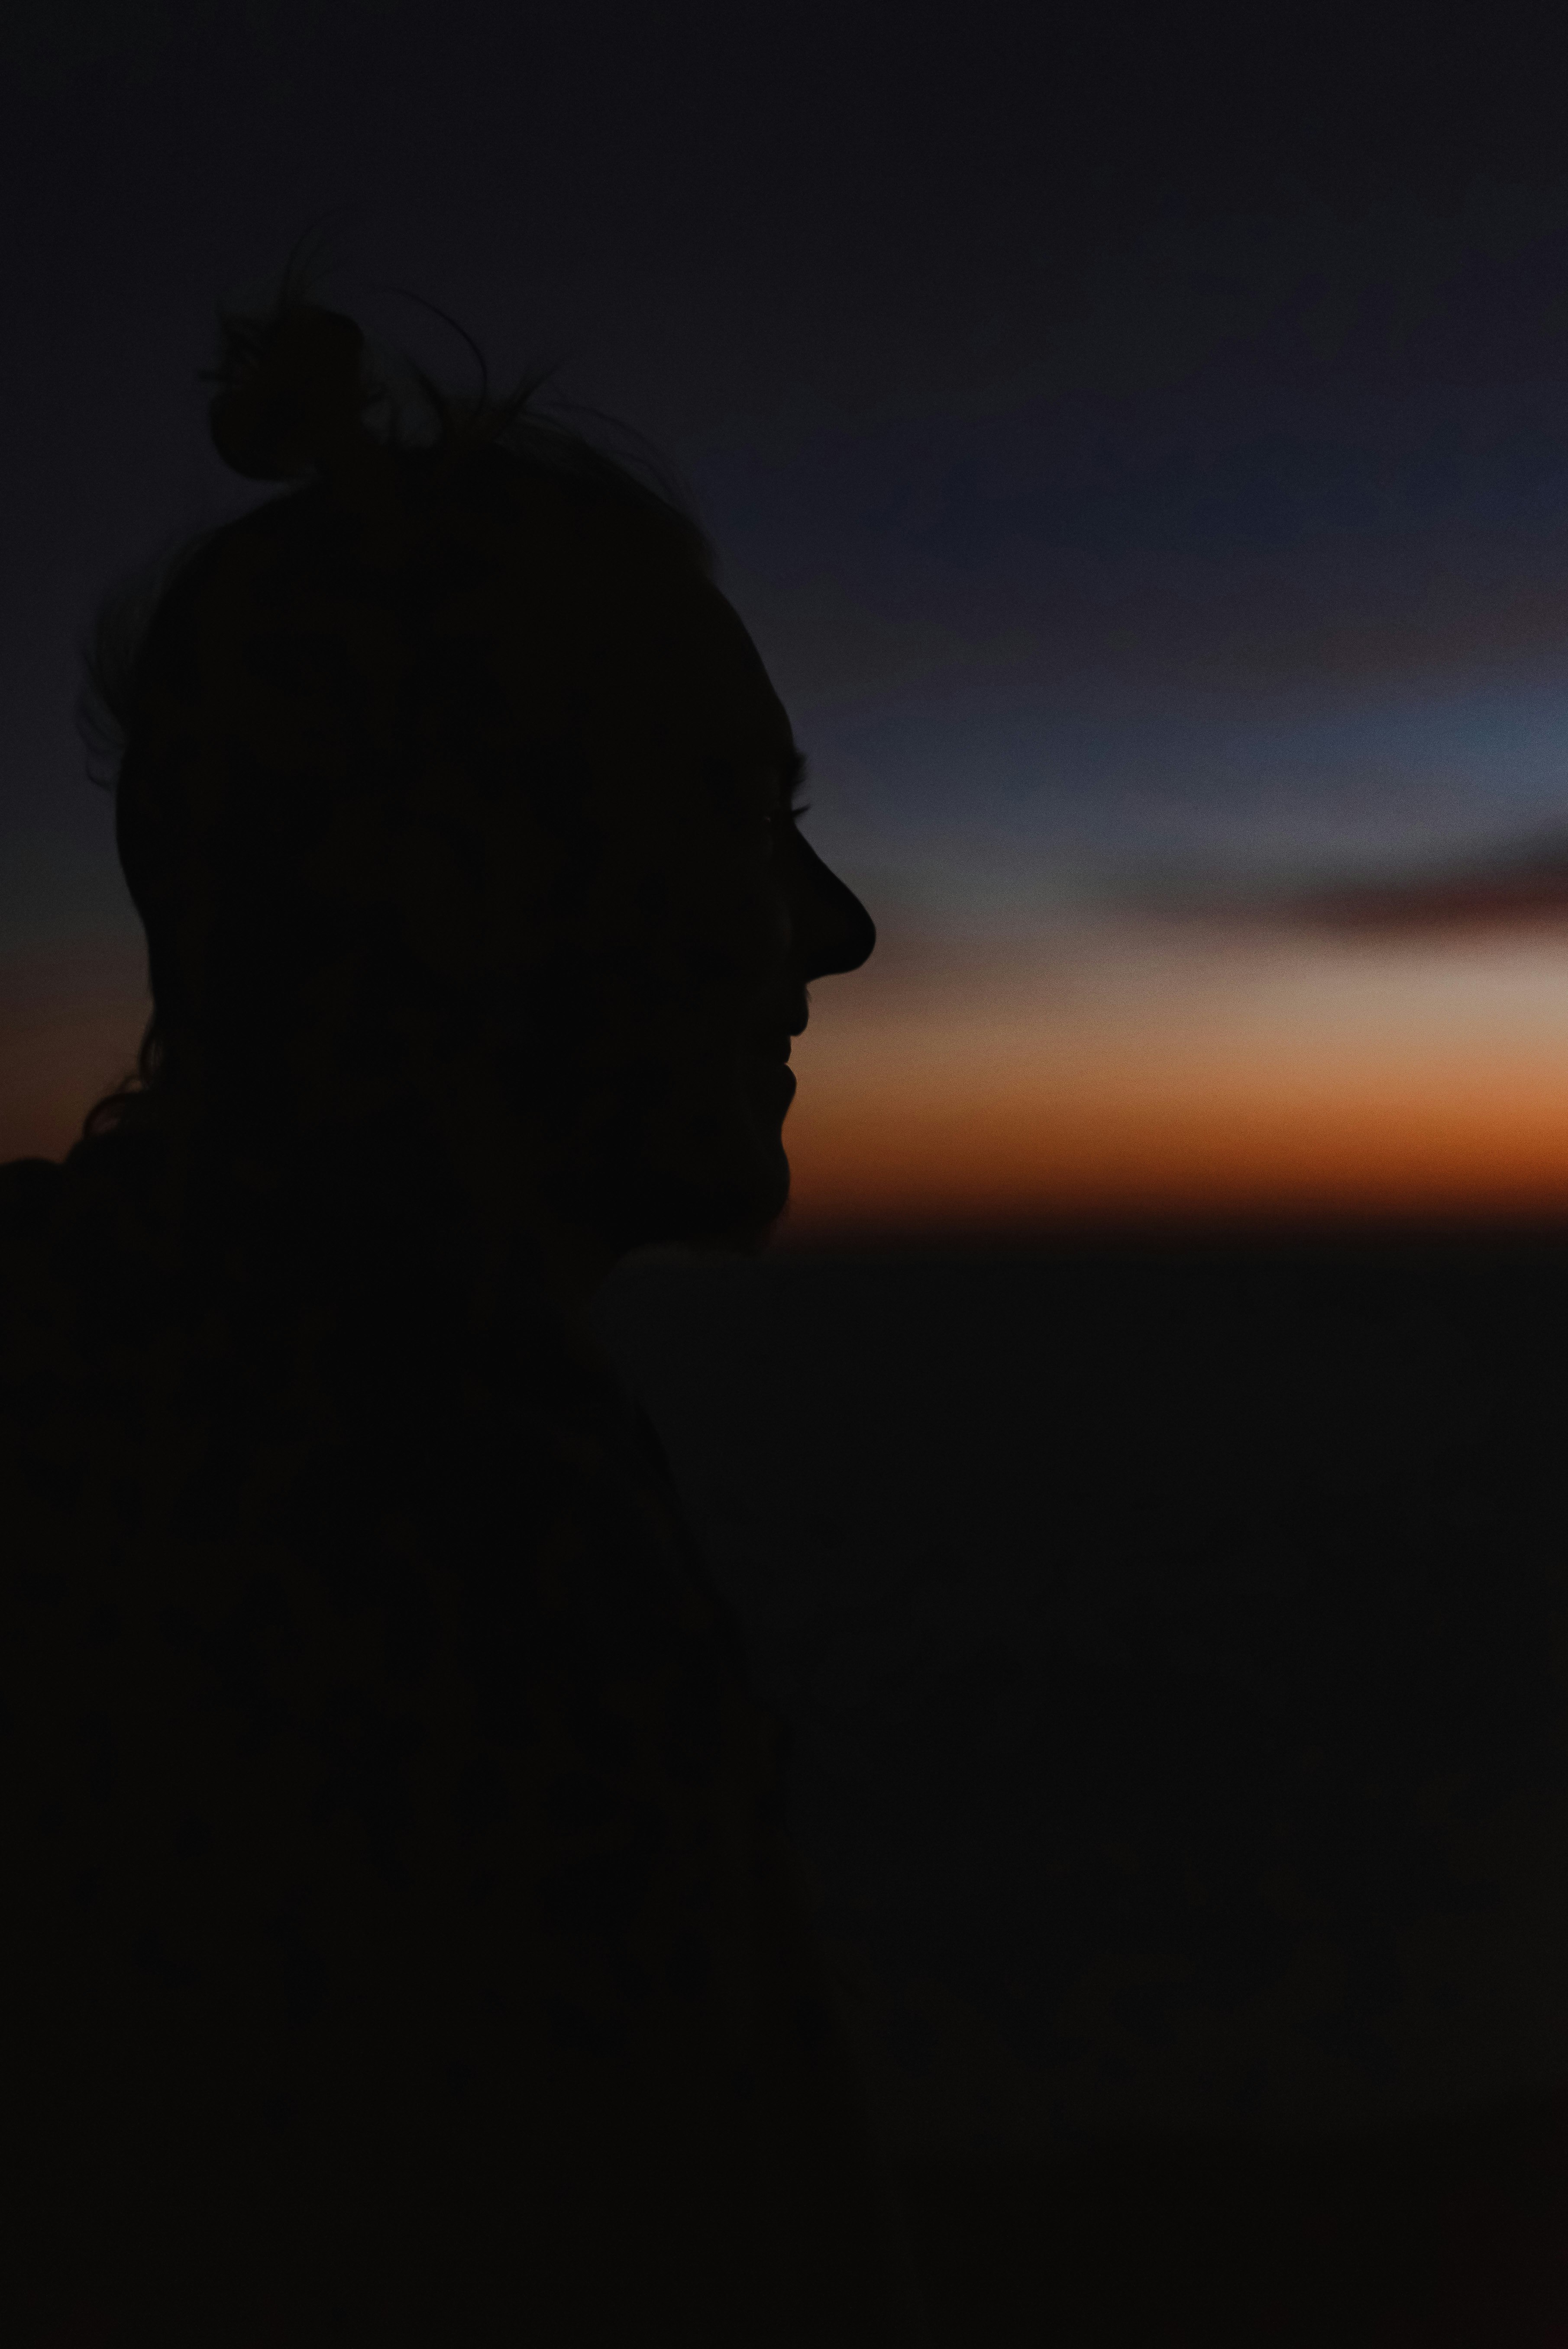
[8,1,1568,1229]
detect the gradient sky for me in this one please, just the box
[9,0,1568,1225]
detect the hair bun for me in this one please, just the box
[208,303,372,484]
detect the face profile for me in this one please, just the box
[540,564,876,1265]
[77,292,878,1300]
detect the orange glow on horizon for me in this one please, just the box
[777,924,1568,1234]
[779,1081,1568,1236]
[12,924,1568,1235]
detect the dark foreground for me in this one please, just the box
[593,1220,1568,2344]
[896,2084,1568,2346]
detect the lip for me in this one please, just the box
[753,1008,807,1059]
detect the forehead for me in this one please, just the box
[629,580,789,751]
[614,574,794,771]
[481,513,798,784]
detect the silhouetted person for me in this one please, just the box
[0,260,928,2346]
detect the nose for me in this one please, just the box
[793,831,876,981]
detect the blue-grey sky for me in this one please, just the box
[9,0,1568,1216]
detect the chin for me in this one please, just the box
[643,1144,791,1259]
[550,1128,791,1262]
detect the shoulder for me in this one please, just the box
[0,1154,65,1252]
[0,1157,69,1376]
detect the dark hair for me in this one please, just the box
[73,243,715,1160]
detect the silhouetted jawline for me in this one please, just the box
[601,1195,786,1264]
[545,1155,790,1265]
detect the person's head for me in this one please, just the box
[75,265,874,1286]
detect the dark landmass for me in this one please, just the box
[594,1220,1568,2342]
